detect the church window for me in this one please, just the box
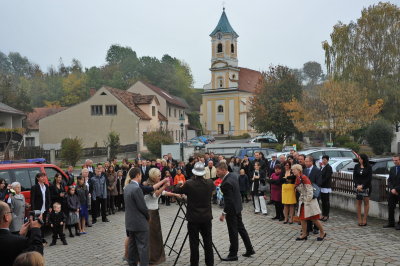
[217,43,223,53]
[218,78,223,88]
[232,74,236,79]
[231,44,235,53]
[218,105,224,113]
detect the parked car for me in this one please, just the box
[186,139,205,150]
[339,157,394,178]
[267,147,358,161]
[0,163,72,204]
[235,147,277,160]
[190,136,209,144]
[326,158,353,172]
[202,135,215,143]
[248,136,278,144]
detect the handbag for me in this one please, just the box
[312,183,321,199]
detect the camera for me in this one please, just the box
[29,210,44,225]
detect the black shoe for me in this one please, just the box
[242,250,255,257]
[271,216,279,220]
[267,201,274,205]
[76,232,81,236]
[383,223,395,228]
[62,240,68,245]
[102,219,110,222]
[221,256,238,261]
[92,220,97,224]
[313,229,319,235]
[396,224,400,230]
[87,224,92,227]
[279,217,285,221]
[295,236,307,241]
[69,233,74,238]
[317,233,327,241]
[49,242,56,246]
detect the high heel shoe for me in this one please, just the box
[283,221,288,224]
[295,236,308,241]
[317,233,327,241]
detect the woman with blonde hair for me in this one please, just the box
[13,251,44,266]
[292,164,326,241]
[145,168,181,265]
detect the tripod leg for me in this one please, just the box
[164,201,184,248]
[173,231,189,266]
[168,211,187,256]
[212,241,223,260]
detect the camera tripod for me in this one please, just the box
[163,199,222,266]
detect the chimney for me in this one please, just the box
[89,88,96,96]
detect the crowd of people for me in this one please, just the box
[2,150,400,265]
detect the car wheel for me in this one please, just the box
[195,146,200,150]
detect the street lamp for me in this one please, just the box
[179,114,185,162]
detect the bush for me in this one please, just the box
[366,119,394,155]
[230,133,251,140]
[335,135,352,146]
[105,131,120,160]
[60,137,83,167]
[343,142,360,153]
[143,130,174,157]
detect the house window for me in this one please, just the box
[231,44,235,53]
[218,105,224,113]
[152,106,156,116]
[217,43,223,53]
[91,105,103,116]
[232,74,236,79]
[174,109,176,117]
[168,107,171,117]
[25,137,35,147]
[105,105,117,115]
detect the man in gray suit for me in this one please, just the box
[124,168,149,266]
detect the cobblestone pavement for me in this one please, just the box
[44,201,400,266]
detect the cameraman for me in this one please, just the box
[174,162,215,266]
[0,201,43,266]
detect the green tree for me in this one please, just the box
[323,2,400,123]
[105,131,120,160]
[106,45,137,65]
[366,119,394,155]
[250,65,302,143]
[303,61,323,85]
[60,137,83,166]
[143,130,174,157]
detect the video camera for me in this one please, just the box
[24,210,44,224]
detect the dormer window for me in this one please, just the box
[217,43,223,53]
[218,105,224,113]
[231,44,235,53]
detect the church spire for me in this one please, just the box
[209,8,239,37]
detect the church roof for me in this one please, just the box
[238,67,262,93]
[210,8,239,38]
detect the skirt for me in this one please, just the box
[299,204,320,221]
[148,209,166,265]
[66,211,79,225]
[282,184,297,205]
[79,204,89,221]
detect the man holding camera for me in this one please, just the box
[0,201,43,266]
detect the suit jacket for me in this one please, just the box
[30,183,51,211]
[388,166,400,192]
[305,166,322,187]
[174,177,215,223]
[0,228,43,266]
[220,172,243,215]
[353,164,372,190]
[124,181,149,232]
[267,160,278,177]
[140,166,150,182]
[320,164,333,189]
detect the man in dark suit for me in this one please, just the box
[140,160,150,183]
[384,155,400,229]
[251,152,267,172]
[304,156,322,234]
[174,162,215,266]
[124,167,149,266]
[267,155,278,177]
[0,201,43,266]
[320,155,333,222]
[30,172,51,243]
[217,162,255,261]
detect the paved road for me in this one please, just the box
[44,202,400,266]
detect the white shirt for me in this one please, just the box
[39,183,46,213]
[144,191,166,210]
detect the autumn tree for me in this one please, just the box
[322,2,400,123]
[283,80,383,139]
[250,65,302,143]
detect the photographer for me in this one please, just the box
[0,201,43,266]
[174,162,215,266]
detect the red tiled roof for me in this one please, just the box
[134,95,159,105]
[238,67,262,93]
[158,112,168,122]
[140,81,189,108]
[105,87,152,120]
[27,107,67,130]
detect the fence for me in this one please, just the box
[331,172,388,202]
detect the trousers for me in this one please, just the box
[253,195,267,214]
[187,220,214,266]
[225,212,253,257]
[127,230,149,266]
[320,192,330,217]
[92,198,107,221]
[388,192,400,224]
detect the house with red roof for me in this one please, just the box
[200,8,262,136]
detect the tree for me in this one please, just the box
[283,80,383,139]
[303,61,323,85]
[60,137,83,166]
[366,119,394,155]
[106,45,137,65]
[322,2,400,123]
[143,130,174,157]
[250,65,302,143]
[105,131,120,160]
[61,72,88,106]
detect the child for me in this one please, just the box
[238,169,250,203]
[66,186,81,238]
[49,202,67,246]
[173,168,186,185]
[163,171,174,206]
[75,176,89,235]
[214,176,224,206]
[115,170,125,211]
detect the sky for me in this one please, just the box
[0,0,392,88]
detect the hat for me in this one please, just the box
[192,162,206,176]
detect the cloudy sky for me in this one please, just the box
[0,0,387,88]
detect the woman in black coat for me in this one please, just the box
[50,173,67,214]
[250,162,267,215]
[353,154,372,226]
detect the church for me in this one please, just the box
[200,8,262,136]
